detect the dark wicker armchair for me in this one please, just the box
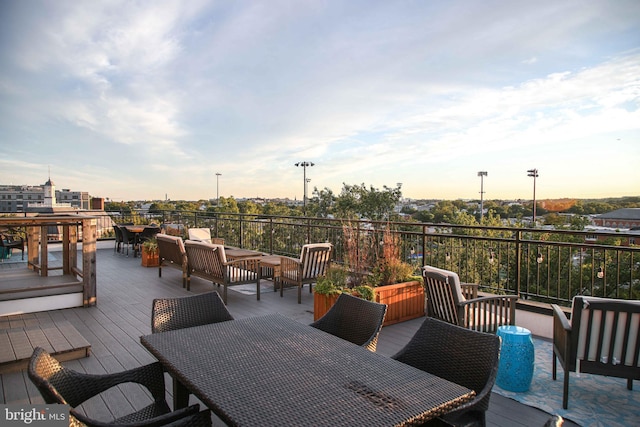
[1,233,24,260]
[392,317,501,427]
[310,293,388,351]
[423,265,517,333]
[152,291,234,333]
[28,347,201,427]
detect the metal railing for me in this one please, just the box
[100,210,639,307]
[4,209,636,306]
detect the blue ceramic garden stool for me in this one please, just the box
[496,325,534,392]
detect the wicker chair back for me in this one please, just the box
[392,317,500,426]
[310,293,387,351]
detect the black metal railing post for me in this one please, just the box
[515,230,522,298]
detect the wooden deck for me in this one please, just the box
[0,242,576,426]
[0,319,91,374]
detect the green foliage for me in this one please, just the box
[364,224,417,286]
[262,201,296,216]
[352,285,375,301]
[142,238,158,255]
[238,200,261,215]
[309,187,336,218]
[313,182,402,220]
[215,196,239,213]
[314,265,349,295]
[314,265,375,301]
[365,259,416,286]
[107,201,133,213]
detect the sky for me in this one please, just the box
[1,0,639,203]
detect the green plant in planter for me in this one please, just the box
[314,265,349,296]
[363,224,419,287]
[351,285,375,301]
[142,238,158,255]
[315,265,376,301]
[365,258,417,286]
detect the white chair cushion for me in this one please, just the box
[188,228,212,244]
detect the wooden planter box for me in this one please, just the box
[313,280,425,326]
[313,293,340,321]
[141,248,159,267]
[373,280,424,326]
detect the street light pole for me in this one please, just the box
[294,161,314,215]
[215,172,222,206]
[527,168,539,226]
[477,171,487,222]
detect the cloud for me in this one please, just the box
[0,1,639,200]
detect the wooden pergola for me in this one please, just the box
[0,214,98,309]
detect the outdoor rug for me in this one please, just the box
[228,282,280,295]
[493,338,639,427]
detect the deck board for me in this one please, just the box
[0,320,91,374]
[0,244,577,426]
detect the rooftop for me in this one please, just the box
[0,241,597,426]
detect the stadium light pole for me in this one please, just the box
[295,161,314,215]
[527,168,539,226]
[477,171,487,222]
[215,172,222,205]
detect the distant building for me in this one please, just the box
[91,197,105,210]
[593,208,640,229]
[0,179,90,212]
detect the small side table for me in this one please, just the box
[259,255,282,291]
[496,325,535,392]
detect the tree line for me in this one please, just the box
[105,185,640,230]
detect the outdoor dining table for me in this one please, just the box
[123,225,160,257]
[140,313,475,427]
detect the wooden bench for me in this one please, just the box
[157,233,189,289]
[0,320,91,374]
[184,240,262,304]
[551,296,640,409]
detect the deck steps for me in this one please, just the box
[0,320,91,374]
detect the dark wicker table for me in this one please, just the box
[140,314,474,427]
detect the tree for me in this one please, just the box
[174,201,200,211]
[238,200,261,215]
[308,187,336,218]
[544,213,566,226]
[209,196,239,214]
[412,210,434,223]
[262,201,295,216]
[430,201,459,223]
[106,201,132,213]
[333,183,402,220]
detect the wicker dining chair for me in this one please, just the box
[152,291,234,333]
[139,225,161,244]
[392,317,501,427]
[310,293,388,352]
[119,226,137,257]
[28,347,201,427]
[112,225,124,254]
